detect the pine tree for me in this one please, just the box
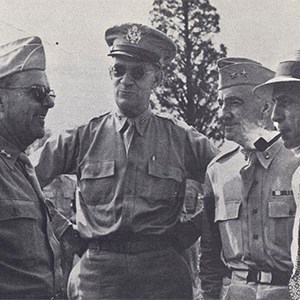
[150,0,227,141]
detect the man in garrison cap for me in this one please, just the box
[254,51,300,300]
[0,36,82,299]
[34,23,218,299]
[181,57,300,299]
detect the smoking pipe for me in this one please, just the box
[254,133,281,152]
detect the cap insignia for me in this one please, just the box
[126,25,142,44]
[240,70,248,77]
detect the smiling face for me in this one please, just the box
[218,85,269,147]
[110,56,162,118]
[271,82,300,149]
[0,70,55,148]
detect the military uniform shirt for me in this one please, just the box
[205,139,299,272]
[0,134,62,298]
[35,107,217,239]
[291,165,300,274]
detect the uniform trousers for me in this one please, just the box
[68,246,193,300]
[220,275,290,300]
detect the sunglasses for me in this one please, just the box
[110,64,155,81]
[1,85,56,102]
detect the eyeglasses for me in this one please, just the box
[1,85,56,102]
[109,64,155,81]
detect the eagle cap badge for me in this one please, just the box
[126,25,142,44]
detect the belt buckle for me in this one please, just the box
[257,271,272,284]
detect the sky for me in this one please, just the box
[0,0,300,134]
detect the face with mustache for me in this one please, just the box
[0,70,54,149]
[272,83,300,149]
[218,85,270,148]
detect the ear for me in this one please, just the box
[152,70,163,89]
[261,100,274,119]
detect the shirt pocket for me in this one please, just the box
[0,200,39,261]
[268,196,295,251]
[80,160,115,205]
[215,200,243,260]
[146,160,184,202]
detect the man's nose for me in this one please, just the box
[42,95,55,109]
[120,71,134,85]
[271,104,284,124]
[219,106,233,123]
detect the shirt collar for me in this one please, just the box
[114,106,152,136]
[240,134,282,169]
[0,133,22,169]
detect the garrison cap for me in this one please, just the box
[218,57,275,91]
[0,36,45,80]
[105,23,177,66]
[254,50,300,99]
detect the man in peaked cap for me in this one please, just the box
[33,23,218,299]
[254,51,300,300]
[0,36,82,299]
[181,57,299,299]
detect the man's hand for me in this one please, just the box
[59,225,87,258]
[173,211,202,251]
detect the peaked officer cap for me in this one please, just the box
[105,23,177,66]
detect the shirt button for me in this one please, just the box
[252,208,258,214]
[253,180,258,186]
[253,234,259,240]
[264,152,270,159]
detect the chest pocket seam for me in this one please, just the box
[81,160,115,180]
[0,200,38,221]
[148,160,183,183]
[268,196,296,218]
[215,200,241,222]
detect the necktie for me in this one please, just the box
[289,222,300,300]
[122,118,135,155]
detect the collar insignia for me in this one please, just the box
[0,149,11,158]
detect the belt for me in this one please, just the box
[88,235,174,254]
[227,268,291,285]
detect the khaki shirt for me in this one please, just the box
[207,139,299,271]
[0,134,62,297]
[36,108,217,239]
[291,165,300,274]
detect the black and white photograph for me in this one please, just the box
[0,1,300,299]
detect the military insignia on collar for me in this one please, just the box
[126,25,142,44]
[0,149,11,158]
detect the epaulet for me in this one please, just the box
[154,111,190,129]
[209,145,239,167]
[84,110,111,124]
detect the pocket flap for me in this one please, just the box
[0,200,37,221]
[215,201,241,222]
[148,160,183,182]
[268,198,296,218]
[81,160,115,180]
